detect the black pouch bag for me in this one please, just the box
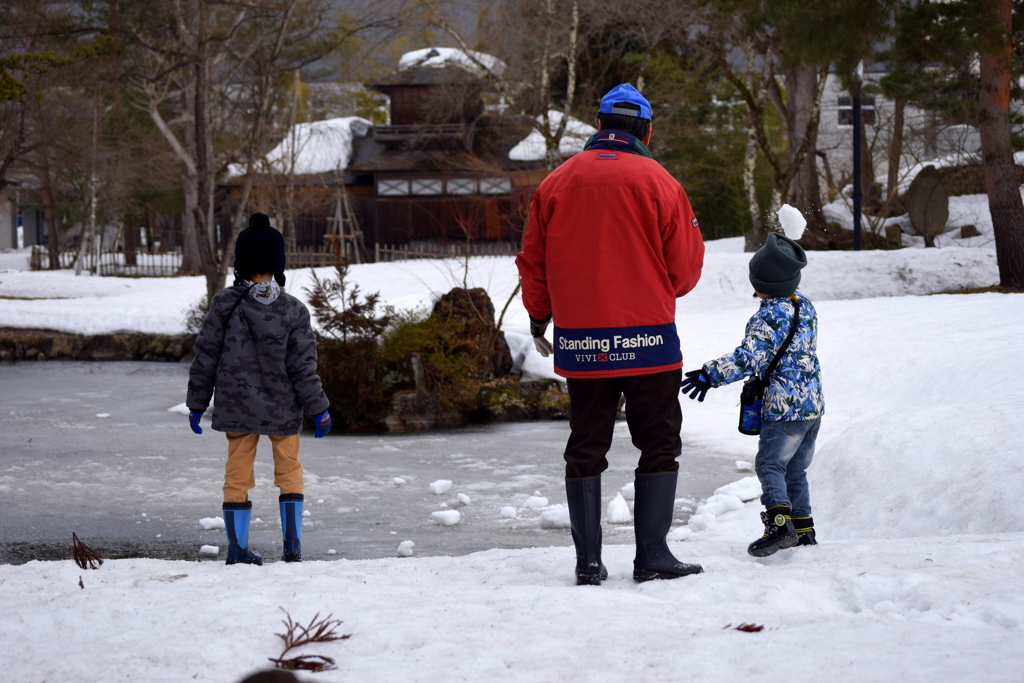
[738,298,801,436]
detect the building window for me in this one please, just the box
[378,179,408,196]
[410,179,443,195]
[838,96,875,126]
[447,178,476,195]
[479,177,511,195]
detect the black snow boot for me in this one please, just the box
[748,505,799,557]
[632,473,704,582]
[566,478,608,586]
[279,493,303,562]
[792,516,817,546]
[223,501,263,566]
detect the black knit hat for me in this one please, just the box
[234,212,286,286]
[749,232,807,297]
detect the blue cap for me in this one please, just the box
[598,83,651,120]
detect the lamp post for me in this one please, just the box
[852,93,862,251]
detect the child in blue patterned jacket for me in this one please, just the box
[681,233,824,557]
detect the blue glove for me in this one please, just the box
[313,410,331,438]
[681,369,712,402]
[188,411,204,435]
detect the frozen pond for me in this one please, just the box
[0,362,740,565]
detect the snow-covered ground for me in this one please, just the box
[1,217,1023,680]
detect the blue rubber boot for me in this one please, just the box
[632,473,703,582]
[280,493,303,562]
[223,502,263,566]
[566,478,607,586]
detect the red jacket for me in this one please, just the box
[516,134,705,378]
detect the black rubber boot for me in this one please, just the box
[792,516,817,546]
[223,502,263,566]
[566,478,608,586]
[748,505,799,557]
[632,473,704,582]
[279,493,303,562]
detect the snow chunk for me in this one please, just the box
[508,111,596,162]
[521,492,549,510]
[538,504,570,529]
[500,506,518,519]
[96,413,111,419]
[457,493,472,505]
[397,540,415,557]
[667,527,694,542]
[687,513,716,532]
[620,482,635,501]
[327,549,337,555]
[714,477,761,503]
[199,517,224,530]
[429,479,452,495]
[393,477,406,486]
[431,510,461,526]
[302,510,311,517]
[777,204,807,241]
[735,460,754,473]
[606,493,632,524]
[695,493,745,517]
[167,402,190,415]
[199,545,219,556]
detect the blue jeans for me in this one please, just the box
[754,418,821,516]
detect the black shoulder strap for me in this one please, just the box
[762,297,801,383]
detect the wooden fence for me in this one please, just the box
[29,241,519,276]
[374,241,520,262]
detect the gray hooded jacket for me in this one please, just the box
[187,285,329,435]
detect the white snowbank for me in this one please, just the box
[399,47,506,77]
[225,116,371,179]
[508,110,596,161]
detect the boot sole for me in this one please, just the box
[633,565,704,582]
[576,566,609,586]
[747,534,799,557]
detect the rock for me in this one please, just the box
[960,224,981,238]
[384,390,439,433]
[477,379,567,422]
[905,165,948,247]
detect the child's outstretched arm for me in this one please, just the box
[703,314,781,387]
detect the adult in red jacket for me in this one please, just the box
[516,83,705,585]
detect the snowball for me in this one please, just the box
[500,506,518,519]
[327,549,337,555]
[398,540,415,557]
[393,477,406,486]
[458,493,472,505]
[199,517,225,530]
[521,494,549,510]
[538,504,571,529]
[96,413,111,419]
[199,545,219,555]
[687,513,717,532]
[607,493,632,523]
[432,510,461,526]
[429,479,452,495]
[735,460,754,473]
[777,204,807,241]
[667,527,694,542]
[317,499,324,504]
[620,482,635,501]
[695,493,745,517]
[302,510,311,517]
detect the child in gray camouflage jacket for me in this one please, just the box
[187,213,331,565]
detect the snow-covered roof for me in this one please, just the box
[507,111,597,162]
[398,47,506,77]
[225,117,372,179]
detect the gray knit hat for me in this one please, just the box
[749,232,807,297]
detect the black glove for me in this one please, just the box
[681,369,712,402]
[530,314,553,358]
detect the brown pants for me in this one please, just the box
[223,432,303,503]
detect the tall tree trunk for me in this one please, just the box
[36,158,60,269]
[783,63,827,245]
[884,95,906,215]
[979,0,1024,288]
